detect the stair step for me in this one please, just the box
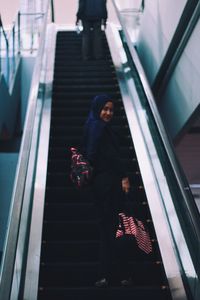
[50,116,127,126]
[49,136,132,148]
[46,171,142,188]
[42,220,99,241]
[53,85,120,93]
[45,186,147,205]
[52,90,121,99]
[54,71,116,78]
[54,64,115,72]
[38,286,171,300]
[39,261,166,286]
[51,98,122,107]
[44,202,96,221]
[54,59,113,66]
[47,158,137,172]
[48,145,136,159]
[49,125,128,136]
[41,238,156,264]
[53,77,117,85]
[41,240,100,263]
[50,107,125,117]
[45,186,93,203]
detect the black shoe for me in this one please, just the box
[120,278,133,287]
[95,278,108,287]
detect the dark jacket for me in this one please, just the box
[82,94,126,180]
[77,0,107,21]
[83,123,126,179]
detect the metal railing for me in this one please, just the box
[0,1,55,299]
[112,0,200,299]
[0,13,18,85]
[0,0,55,87]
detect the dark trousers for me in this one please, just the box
[93,172,129,280]
[81,20,103,60]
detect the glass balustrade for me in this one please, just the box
[0,0,51,86]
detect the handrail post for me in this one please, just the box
[18,12,20,55]
[6,38,9,84]
[12,26,15,77]
[51,0,55,23]
[0,22,1,74]
[0,13,10,83]
[0,14,2,74]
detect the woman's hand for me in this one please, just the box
[122,177,130,193]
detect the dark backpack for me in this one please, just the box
[70,147,93,188]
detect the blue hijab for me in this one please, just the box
[82,94,114,162]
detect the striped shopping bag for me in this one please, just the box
[116,212,153,255]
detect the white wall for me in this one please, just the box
[159,18,200,138]
[137,0,187,84]
[115,0,142,10]
[0,0,20,26]
[137,0,200,139]
[0,0,120,27]
[53,0,119,25]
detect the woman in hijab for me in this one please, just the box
[82,94,131,287]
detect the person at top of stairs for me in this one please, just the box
[76,0,108,60]
[81,94,132,287]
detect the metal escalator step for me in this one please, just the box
[48,146,136,160]
[54,72,116,79]
[41,240,100,263]
[47,158,137,173]
[44,202,96,222]
[45,186,93,203]
[51,91,121,100]
[54,63,114,70]
[54,68,115,74]
[38,286,172,300]
[50,107,124,117]
[51,99,123,109]
[54,59,113,65]
[50,116,127,126]
[39,261,166,287]
[53,84,119,93]
[53,78,118,85]
[42,220,99,241]
[46,171,141,188]
[50,125,129,137]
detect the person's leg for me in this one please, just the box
[81,21,91,60]
[93,173,121,285]
[98,201,119,280]
[92,21,103,59]
[116,236,135,284]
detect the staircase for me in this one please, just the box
[37,31,173,300]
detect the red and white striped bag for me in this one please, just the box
[116,212,153,255]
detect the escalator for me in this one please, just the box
[37,31,173,300]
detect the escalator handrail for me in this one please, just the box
[112,0,200,268]
[0,1,51,299]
